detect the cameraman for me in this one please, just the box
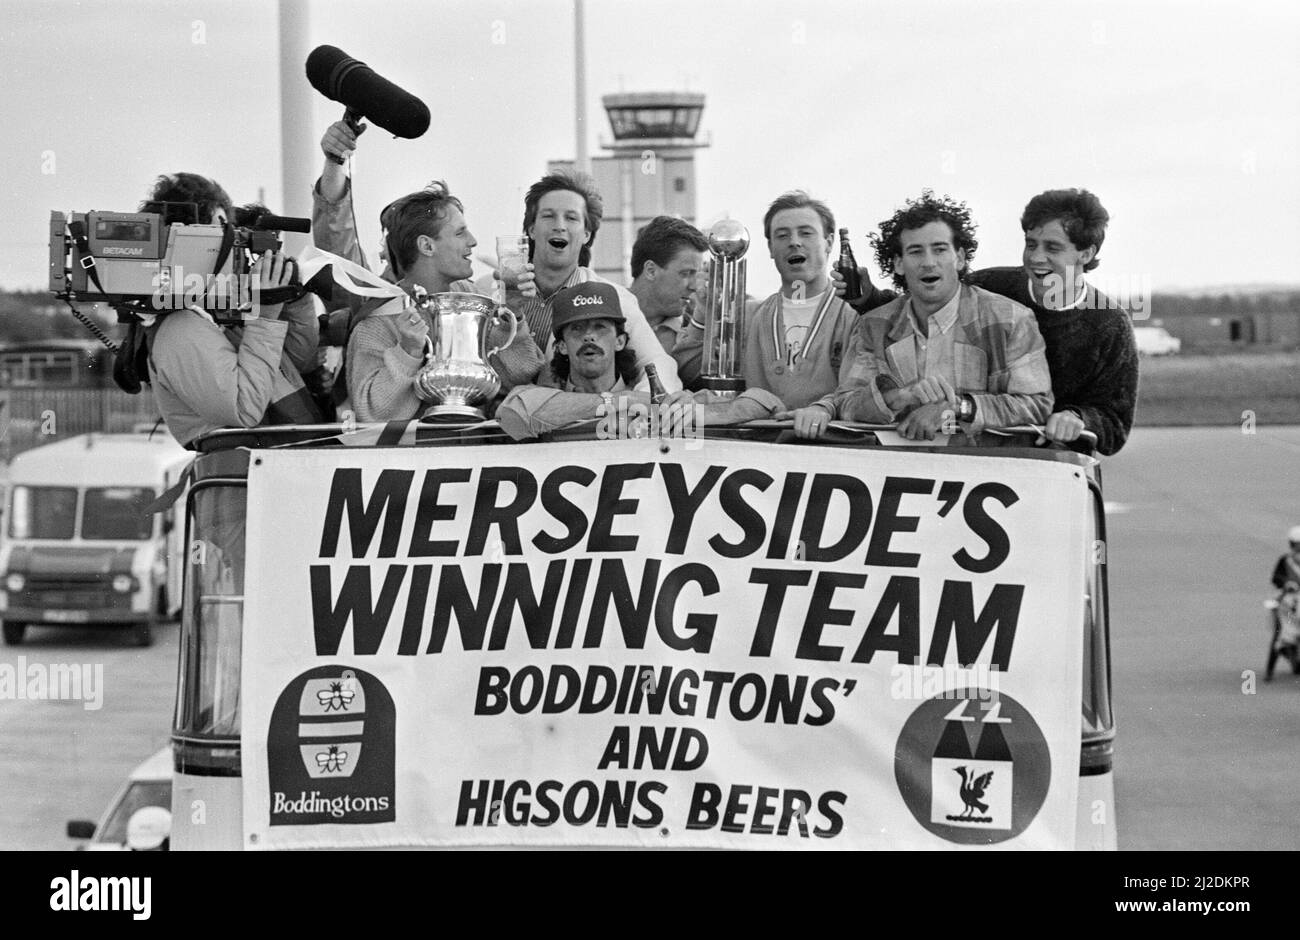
[143,173,321,447]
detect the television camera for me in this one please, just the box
[49,204,312,325]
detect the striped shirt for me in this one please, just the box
[474,267,682,393]
[509,268,583,343]
[898,287,963,385]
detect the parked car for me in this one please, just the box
[1132,325,1182,356]
[66,746,172,850]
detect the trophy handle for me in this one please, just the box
[486,306,519,359]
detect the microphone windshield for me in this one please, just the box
[306,45,431,140]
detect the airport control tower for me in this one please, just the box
[550,92,709,286]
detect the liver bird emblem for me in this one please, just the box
[954,766,994,818]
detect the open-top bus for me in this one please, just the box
[170,420,1115,850]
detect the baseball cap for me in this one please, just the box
[551,282,625,339]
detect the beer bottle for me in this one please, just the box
[837,227,862,302]
[645,364,668,405]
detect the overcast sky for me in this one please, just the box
[4,0,1297,297]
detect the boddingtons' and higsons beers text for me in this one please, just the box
[304,460,1031,840]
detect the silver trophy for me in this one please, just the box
[700,219,750,397]
[413,291,519,420]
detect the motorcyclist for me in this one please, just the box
[1270,526,1300,593]
[1265,525,1300,680]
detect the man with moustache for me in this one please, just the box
[797,191,1052,441]
[832,189,1137,454]
[482,169,682,393]
[497,283,780,441]
[673,191,859,410]
[628,215,709,353]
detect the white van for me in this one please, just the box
[0,432,191,646]
[1132,325,1181,356]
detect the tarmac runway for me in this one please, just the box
[0,425,1297,850]
[1104,425,1300,849]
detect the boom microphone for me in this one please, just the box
[252,214,312,234]
[305,45,431,141]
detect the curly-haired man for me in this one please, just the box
[833,188,1137,454]
[794,191,1052,442]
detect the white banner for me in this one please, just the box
[241,440,1086,849]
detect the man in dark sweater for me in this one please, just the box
[836,189,1138,455]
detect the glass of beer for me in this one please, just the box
[496,236,530,291]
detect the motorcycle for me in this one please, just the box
[1264,583,1300,680]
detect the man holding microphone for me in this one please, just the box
[311,120,544,421]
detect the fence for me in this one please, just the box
[0,388,164,463]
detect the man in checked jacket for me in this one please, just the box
[793,191,1053,442]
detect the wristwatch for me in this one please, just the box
[957,393,976,423]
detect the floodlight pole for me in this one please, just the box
[278,0,315,236]
[575,0,589,173]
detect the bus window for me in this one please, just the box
[176,485,246,743]
[1082,486,1114,738]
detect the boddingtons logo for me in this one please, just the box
[267,666,396,826]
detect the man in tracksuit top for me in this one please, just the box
[672,190,858,410]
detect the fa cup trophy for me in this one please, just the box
[698,219,750,397]
[412,291,519,420]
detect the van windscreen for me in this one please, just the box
[82,488,156,540]
[10,486,77,539]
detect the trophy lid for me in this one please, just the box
[421,291,499,315]
[708,219,750,260]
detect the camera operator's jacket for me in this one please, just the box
[815,284,1053,433]
[148,298,320,448]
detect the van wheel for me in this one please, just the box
[131,623,153,648]
[2,621,25,646]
